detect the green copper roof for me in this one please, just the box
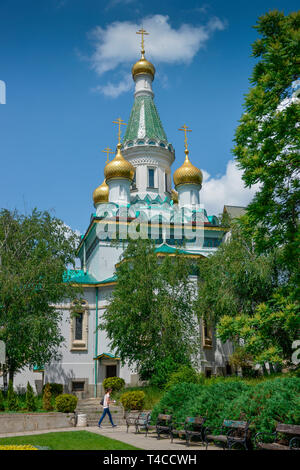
[64,269,98,284]
[123,95,168,144]
[154,243,202,256]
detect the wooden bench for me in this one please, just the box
[155,414,173,440]
[204,420,251,450]
[135,412,151,435]
[171,416,206,446]
[255,423,300,450]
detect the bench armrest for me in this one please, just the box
[289,437,300,450]
[254,431,276,446]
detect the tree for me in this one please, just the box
[26,381,36,411]
[233,10,300,281]
[195,220,279,326]
[7,379,18,411]
[218,291,299,368]
[0,208,80,384]
[100,239,198,381]
[42,383,53,411]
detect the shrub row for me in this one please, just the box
[151,376,300,436]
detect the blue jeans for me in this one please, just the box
[98,407,115,426]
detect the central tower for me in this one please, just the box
[122,28,175,202]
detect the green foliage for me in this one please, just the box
[103,377,125,393]
[42,383,53,411]
[233,10,300,280]
[101,238,198,381]
[149,357,188,389]
[165,365,199,390]
[42,383,63,397]
[26,381,36,411]
[152,377,300,438]
[0,390,5,411]
[55,394,78,413]
[7,380,19,411]
[195,222,279,325]
[218,292,300,366]
[120,391,145,411]
[0,208,81,382]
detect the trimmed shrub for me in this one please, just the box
[120,391,145,411]
[149,357,185,389]
[7,380,19,411]
[55,394,78,413]
[42,383,53,411]
[165,365,199,390]
[26,382,36,411]
[42,383,63,397]
[103,377,125,393]
[151,376,300,438]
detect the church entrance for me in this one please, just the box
[106,365,117,378]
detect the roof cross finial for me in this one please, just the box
[112,117,127,145]
[136,27,149,56]
[179,124,192,152]
[102,146,114,163]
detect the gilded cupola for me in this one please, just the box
[173,124,203,187]
[93,179,109,205]
[132,28,155,81]
[104,143,135,182]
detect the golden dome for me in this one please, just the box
[93,179,109,205]
[104,143,135,182]
[132,53,155,80]
[171,189,178,204]
[173,149,203,187]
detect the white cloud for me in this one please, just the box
[92,73,133,98]
[87,14,226,96]
[200,160,260,216]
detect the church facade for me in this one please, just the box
[12,36,234,397]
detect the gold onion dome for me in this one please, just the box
[173,149,203,187]
[132,52,155,80]
[93,179,109,205]
[104,143,135,182]
[171,189,178,204]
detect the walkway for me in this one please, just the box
[0,425,217,450]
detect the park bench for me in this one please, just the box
[204,419,251,450]
[125,411,140,433]
[171,416,206,446]
[255,423,300,450]
[155,414,173,440]
[135,412,151,435]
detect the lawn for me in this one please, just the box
[0,430,140,450]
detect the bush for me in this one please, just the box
[103,377,125,393]
[7,380,19,411]
[149,357,181,389]
[42,383,53,411]
[26,382,36,411]
[55,394,78,413]
[151,376,300,439]
[120,391,145,411]
[165,365,199,390]
[42,383,63,397]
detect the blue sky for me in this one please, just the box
[0,0,298,234]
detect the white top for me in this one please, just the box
[103,392,110,409]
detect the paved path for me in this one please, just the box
[0,425,217,451]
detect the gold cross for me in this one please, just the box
[112,117,127,144]
[136,28,149,54]
[179,124,192,151]
[102,146,114,163]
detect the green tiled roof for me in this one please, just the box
[64,269,98,284]
[123,95,167,144]
[154,243,202,256]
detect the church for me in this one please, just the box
[13,31,235,397]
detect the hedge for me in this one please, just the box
[151,377,300,436]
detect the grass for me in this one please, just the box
[0,431,140,450]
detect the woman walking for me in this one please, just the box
[98,387,117,428]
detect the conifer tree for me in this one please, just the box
[42,383,53,411]
[7,379,18,411]
[26,381,36,411]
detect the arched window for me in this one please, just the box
[70,299,89,351]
